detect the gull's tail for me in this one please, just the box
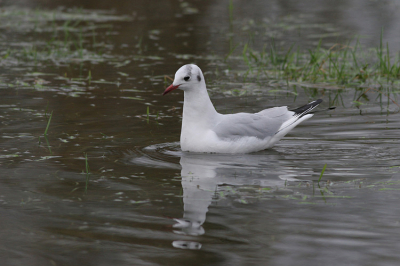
[277,99,323,134]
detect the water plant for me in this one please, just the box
[84,152,90,192]
[318,164,327,183]
[44,110,53,136]
[0,7,132,67]
[239,30,400,89]
[87,70,92,85]
[136,36,143,53]
[228,0,234,27]
[44,136,52,154]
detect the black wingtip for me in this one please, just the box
[310,99,323,105]
[290,99,323,117]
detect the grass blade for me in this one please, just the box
[84,152,90,193]
[44,111,53,136]
[318,163,327,182]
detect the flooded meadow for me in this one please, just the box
[1,0,400,265]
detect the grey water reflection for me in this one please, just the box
[172,150,312,249]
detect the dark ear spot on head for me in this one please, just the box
[197,75,201,82]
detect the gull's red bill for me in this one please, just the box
[162,84,180,95]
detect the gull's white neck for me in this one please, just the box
[180,83,219,152]
[182,83,218,126]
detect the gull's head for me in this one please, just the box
[163,64,204,95]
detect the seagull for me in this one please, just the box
[163,64,324,153]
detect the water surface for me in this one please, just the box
[1,1,400,265]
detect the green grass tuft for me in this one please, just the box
[238,29,400,89]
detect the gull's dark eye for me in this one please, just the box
[184,76,190,81]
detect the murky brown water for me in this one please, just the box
[1,1,400,265]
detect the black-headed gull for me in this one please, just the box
[163,64,323,153]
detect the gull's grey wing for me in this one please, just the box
[213,107,292,140]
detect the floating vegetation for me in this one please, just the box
[0,7,131,32]
[215,182,342,205]
[214,176,400,206]
[0,154,20,159]
[0,7,132,67]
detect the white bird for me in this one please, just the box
[163,64,323,153]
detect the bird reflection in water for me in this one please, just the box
[171,151,307,250]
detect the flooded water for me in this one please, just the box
[1,1,400,265]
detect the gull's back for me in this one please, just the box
[213,106,292,140]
